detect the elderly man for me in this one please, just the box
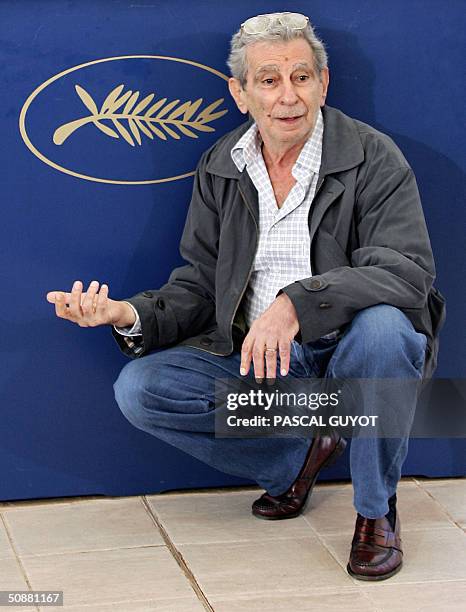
[47,12,445,580]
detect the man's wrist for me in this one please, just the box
[112,301,137,327]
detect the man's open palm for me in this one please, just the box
[46,280,134,328]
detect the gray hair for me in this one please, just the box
[226,16,328,88]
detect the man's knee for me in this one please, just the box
[350,304,412,350]
[113,346,212,427]
[113,359,149,427]
[329,304,427,377]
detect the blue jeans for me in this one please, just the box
[113,304,427,518]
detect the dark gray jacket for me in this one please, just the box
[112,105,446,379]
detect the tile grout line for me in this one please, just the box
[297,521,385,612]
[140,496,214,612]
[412,478,466,531]
[38,596,211,610]
[12,543,170,559]
[0,495,110,509]
[307,524,464,538]
[0,511,40,612]
[300,513,363,587]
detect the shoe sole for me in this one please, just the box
[252,436,347,520]
[346,560,403,581]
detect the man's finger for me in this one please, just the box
[69,280,83,318]
[278,340,291,376]
[54,292,69,318]
[82,280,99,316]
[47,291,71,304]
[252,343,266,384]
[264,342,278,385]
[95,284,109,312]
[240,338,253,376]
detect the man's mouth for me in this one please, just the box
[276,115,303,123]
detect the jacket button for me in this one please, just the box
[200,337,212,346]
[310,279,322,289]
[142,291,152,298]
[319,302,332,309]
[156,298,165,310]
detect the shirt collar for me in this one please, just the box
[230,121,262,171]
[230,109,324,178]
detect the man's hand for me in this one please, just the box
[240,293,299,383]
[46,280,136,328]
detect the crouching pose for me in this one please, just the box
[47,11,445,581]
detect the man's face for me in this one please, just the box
[228,38,329,149]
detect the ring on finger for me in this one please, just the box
[264,347,277,353]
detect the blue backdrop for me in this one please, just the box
[1,0,465,501]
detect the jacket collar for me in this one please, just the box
[205,105,364,179]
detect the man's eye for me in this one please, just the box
[297,75,309,81]
[262,78,275,85]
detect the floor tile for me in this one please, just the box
[302,482,357,534]
[178,537,354,598]
[416,478,466,527]
[361,580,466,611]
[147,490,311,544]
[39,596,205,611]
[3,498,163,556]
[210,589,376,611]
[0,520,15,560]
[2,478,463,609]
[0,558,29,590]
[303,480,456,535]
[23,546,196,608]
[322,526,466,584]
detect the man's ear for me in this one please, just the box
[228,77,249,115]
[319,67,330,106]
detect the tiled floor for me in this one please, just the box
[0,477,465,611]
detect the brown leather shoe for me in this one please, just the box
[347,509,403,580]
[251,431,347,520]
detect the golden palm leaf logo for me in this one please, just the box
[53,83,228,146]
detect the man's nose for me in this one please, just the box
[279,81,300,105]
